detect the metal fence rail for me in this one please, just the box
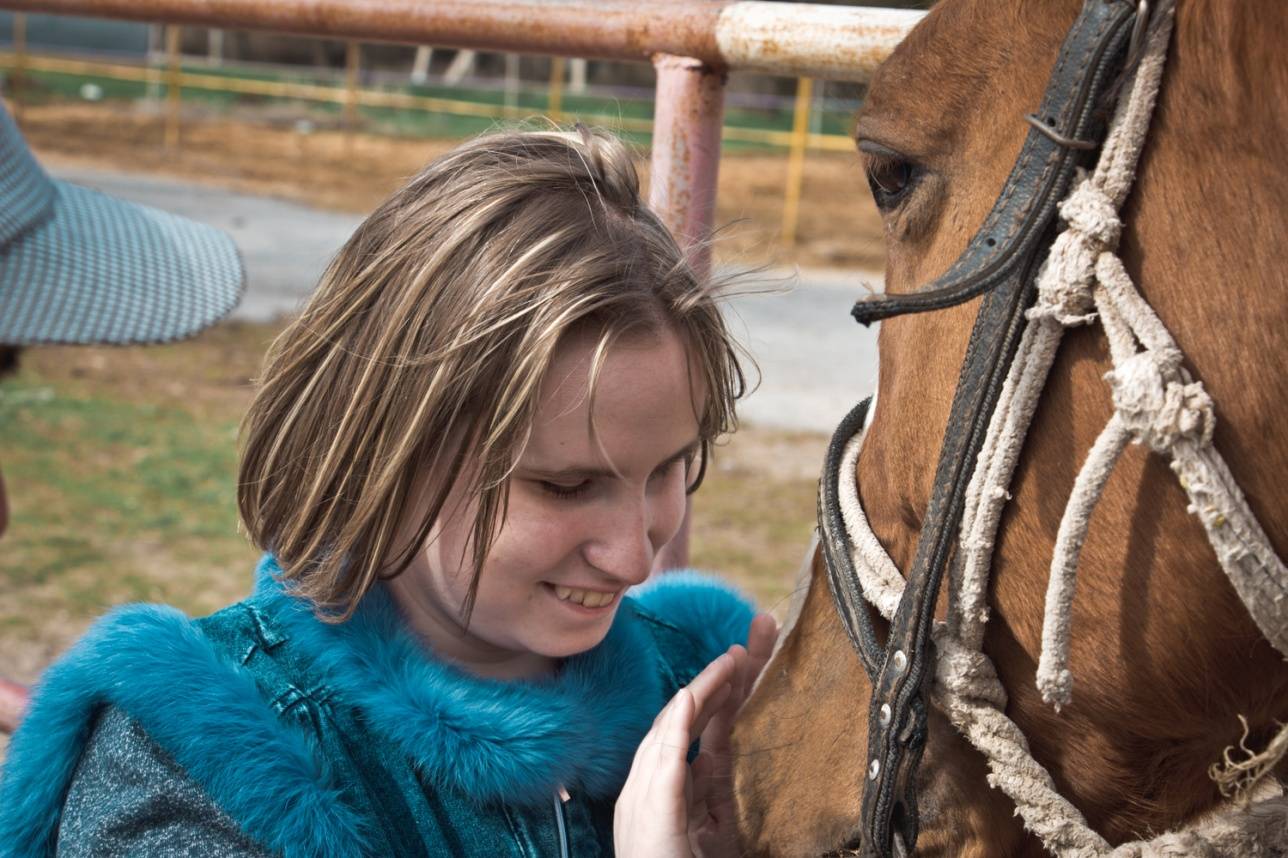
[1,0,926,256]
[4,0,922,81]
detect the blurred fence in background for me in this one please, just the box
[0,11,868,247]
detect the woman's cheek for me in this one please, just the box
[497,491,587,570]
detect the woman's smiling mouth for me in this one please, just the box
[547,584,621,609]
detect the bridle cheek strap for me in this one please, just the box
[821,1,1141,854]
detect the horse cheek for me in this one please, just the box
[729,558,1033,856]
[732,549,870,856]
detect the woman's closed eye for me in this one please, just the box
[529,442,697,502]
[538,479,593,501]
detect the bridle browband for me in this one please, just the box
[819,2,1146,854]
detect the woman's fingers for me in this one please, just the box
[728,613,778,717]
[634,652,736,801]
[661,686,696,754]
[692,616,779,779]
[649,687,696,804]
[697,646,745,756]
[689,749,714,793]
[685,651,737,711]
[614,624,776,858]
[616,688,694,853]
[688,737,717,824]
[680,651,738,742]
[615,652,743,858]
[684,618,781,858]
[748,612,778,662]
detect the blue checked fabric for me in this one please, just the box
[0,103,244,345]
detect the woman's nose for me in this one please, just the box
[584,491,680,585]
[584,506,652,585]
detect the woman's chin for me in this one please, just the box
[520,607,620,659]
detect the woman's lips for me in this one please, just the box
[547,583,620,609]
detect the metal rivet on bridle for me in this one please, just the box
[892,649,908,673]
[868,759,881,781]
[1126,0,1151,70]
[879,703,893,726]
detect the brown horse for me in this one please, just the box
[732,1,1288,855]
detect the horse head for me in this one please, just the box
[733,1,1288,855]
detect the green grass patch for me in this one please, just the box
[0,378,258,624]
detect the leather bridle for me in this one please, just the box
[819,1,1149,855]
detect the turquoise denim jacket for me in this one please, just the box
[0,556,754,857]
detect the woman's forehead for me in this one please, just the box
[522,327,703,470]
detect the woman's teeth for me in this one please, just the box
[553,585,618,608]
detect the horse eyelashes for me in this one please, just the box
[863,154,919,211]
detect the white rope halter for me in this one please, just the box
[836,4,1288,853]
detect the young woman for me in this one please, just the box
[0,127,775,857]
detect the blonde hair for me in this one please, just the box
[238,127,746,619]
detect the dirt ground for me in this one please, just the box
[17,102,888,270]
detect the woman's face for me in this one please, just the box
[389,325,703,678]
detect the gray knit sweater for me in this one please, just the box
[57,707,269,857]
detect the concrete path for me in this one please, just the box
[53,166,881,433]
[721,269,880,432]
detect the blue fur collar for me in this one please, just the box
[255,556,666,805]
[0,556,753,858]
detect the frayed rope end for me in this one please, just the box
[1209,715,1288,805]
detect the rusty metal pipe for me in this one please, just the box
[650,53,725,278]
[1,0,922,82]
[0,677,29,735]
[646,53,725,573]
[781,76,813,248]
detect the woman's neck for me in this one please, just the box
[383,575,557,681]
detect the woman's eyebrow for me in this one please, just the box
[655,439,701,472]
[522,439,700,481]
[524,464,617,481]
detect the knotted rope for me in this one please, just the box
[837,2,1288,853]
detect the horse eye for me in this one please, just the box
[864,155,918,211]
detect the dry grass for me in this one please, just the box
[19,102,887,270]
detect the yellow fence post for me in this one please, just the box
[0,49,862,157]
[345,40,360,154]
[781,76,813,250]
[164,25,181,152]
[10,12,26,125]
[547,56,565,123]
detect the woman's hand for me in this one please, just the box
[614,613,778,858]
[614,647,739,858]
